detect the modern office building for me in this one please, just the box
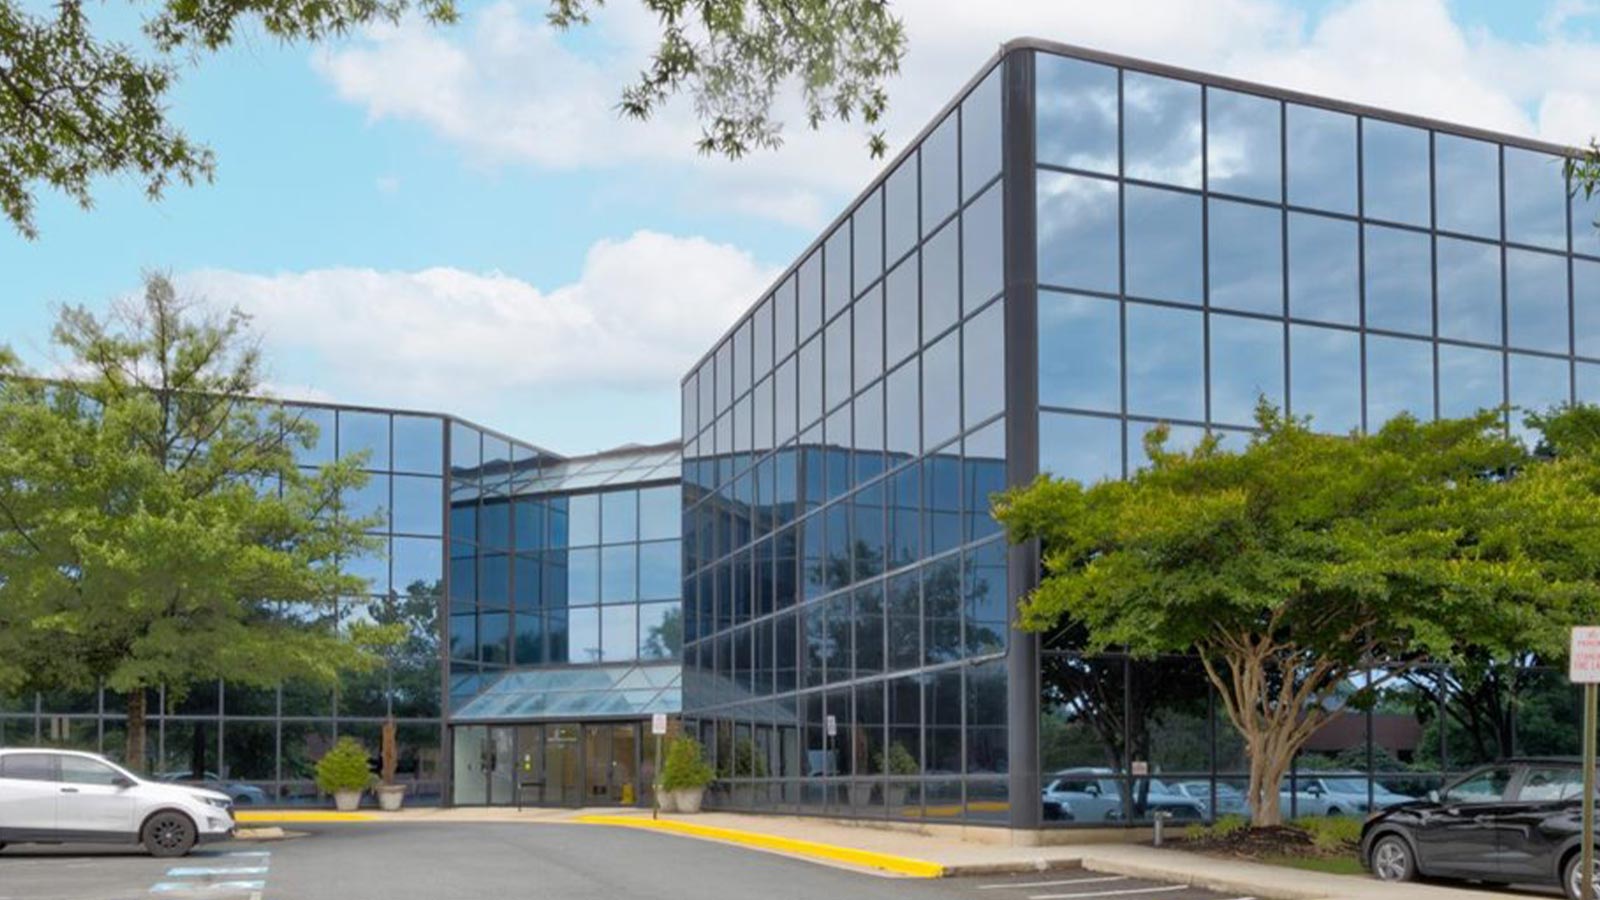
[5,38,1599,827]
[676,38,1600,831]
[0,403,683,809]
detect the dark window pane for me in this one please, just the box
[962,182,1003,312]
[1577,259,1600,358]
[963,301,1005,426]
[854,187,883,296]
[1037,171,1119,293]
[825,314,852,412]
[1367,334,1434,426]
[1206,87,1280,202]
[1039,291,1119,413]
[886,257,920,368]
[1365,225,1432,336]
[1286,104,1357,215]
[1039,412,1121,484]
[1288,212,1359,325]
[886,152,919,265]
[1362,119,1430,227]
[854,286,884,393]
[1035,53,1118,174]
[923,221,960,341]
[826,222,852,321]
[1436,236,1503,345]
[392,415,444,474]
[1505,147,1567,250]
[1506,248,1569,354]
[1438,344,1504,419]
[1290,325,1361,434]
[1208,198,1283,315]
[1126,185,1202,304]
[1210,314,1284,427]
[923,114,959,235]
[887,572,920,670]
[1123,71,1201,188]
[1126,303,1204,420]
[922,556,961,665]
[1435,134,1500,239]
[962,66,1002,198]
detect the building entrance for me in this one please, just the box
[451,722,650,807]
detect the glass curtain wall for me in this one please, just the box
[1033,45,1598,824]
[680,59,1010,822]
[0,403,455,805]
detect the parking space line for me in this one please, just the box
[166,867,269,876]
[150,881,267,893]
[1030,886,1189,900]
[980,877,1130,890]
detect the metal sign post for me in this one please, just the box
[1570,627,1600,900]
[651,714,668,820]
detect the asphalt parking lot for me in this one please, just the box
[0,822,1249,900]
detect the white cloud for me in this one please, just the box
[313,0,1600,231]
[178,230,776,422]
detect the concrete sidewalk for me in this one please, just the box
[238,805,1526,900]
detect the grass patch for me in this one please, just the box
[1260,853,1365,876]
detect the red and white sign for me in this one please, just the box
[1572,627,1600,683]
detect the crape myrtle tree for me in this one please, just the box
[0,0,905,238]
[0,274,384,771]
[995,403,1600,827]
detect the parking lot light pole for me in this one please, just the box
[1571,627,1600,900]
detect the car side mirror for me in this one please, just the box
[113,776,136,789]
[1427,789,1440,803]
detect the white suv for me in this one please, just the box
[0,749,235,857]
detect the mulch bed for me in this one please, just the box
[1178,825,1343,860]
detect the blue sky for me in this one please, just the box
[4,0,1599,454]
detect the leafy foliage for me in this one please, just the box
[996,403,1600,826]
[0,0,905,238]
[0,274,381,768]
[660,734,714,790]
[875,741,918,776]
[1291,815,1362,853]
[315,736,375,794]
[1570,139,1600,235]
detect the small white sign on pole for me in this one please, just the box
[1573,627,1600,683]
[1130,760,1149,776]
[825,715,837,737]
[651,713,668,736]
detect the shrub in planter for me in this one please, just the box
[315,737,373,811]
[660,736,714,813]
[876,742,919,809]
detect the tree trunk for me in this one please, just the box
[1200,647,1329,828]
[126,689,147,774]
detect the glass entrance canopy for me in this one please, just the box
[451,663,682,722]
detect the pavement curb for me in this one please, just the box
[235,811,376,824]
[1077,855,1327,900]
[574,814,946,878]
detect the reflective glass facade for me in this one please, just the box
[680,60,1011,821]
[681,41,1600,829]
[0,402,453,805]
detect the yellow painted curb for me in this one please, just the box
[234,811,376,823]
[575,815,945,878]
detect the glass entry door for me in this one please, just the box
[452,721,641,806]
[544,724,583,806]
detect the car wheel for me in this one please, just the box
[142,811,197,858]
[1565,853,1600,900]
[1370,835,1416,884]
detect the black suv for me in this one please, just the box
[1361,758,1600,899]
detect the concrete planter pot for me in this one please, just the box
[655,787,678,813]
[885,785,910,811]
[333,789,363,812]
[848,783,874,809]
[375,784,407,812]
[673,786,705,814]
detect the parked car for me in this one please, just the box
[1173,780,1249,817]
[1361,757,1599,899]
[156,770,269,806]
[1281,774,1415,817]
[1041,768,1206,822]
[0,748,235,857]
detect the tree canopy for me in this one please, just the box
[996,404,1600,826]
[0,0,904,239]
[0,274,380,769]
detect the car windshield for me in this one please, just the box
[1325,779,1368,793]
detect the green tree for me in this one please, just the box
[0,0,905,239]
[0,273,380,770]
[996,404,1600,827]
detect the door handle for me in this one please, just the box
[60,787,79,793]
[1473,814,1493,824]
